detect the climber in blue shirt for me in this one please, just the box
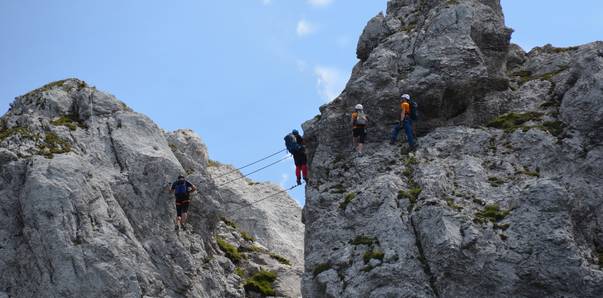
[170,175,196,231]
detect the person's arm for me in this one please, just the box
[187,181,197,193]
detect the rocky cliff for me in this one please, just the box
[0,79,304,298]
[302,0,603,297]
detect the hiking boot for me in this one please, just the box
[303,177,309,184]
[182,224,187,231]
[296,179,302,186]
[175,224,180,231]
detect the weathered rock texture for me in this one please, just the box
[0,79,303,298]
[302,0,603,297]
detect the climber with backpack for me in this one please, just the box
[351,104,369,155]
[390,94,416,149]
[170,175,197,231]
[284,129,308,185]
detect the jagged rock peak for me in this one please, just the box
[0,79,304,297]
[302,0,603,297]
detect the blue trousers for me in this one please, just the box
[391,120,414,146]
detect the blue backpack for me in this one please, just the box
[409,99,418,121]
[175,181,189,195]
[284,134,301,154]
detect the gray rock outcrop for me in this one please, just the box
[302,0,603,297]
[0,79,304,297]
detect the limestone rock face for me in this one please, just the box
[0,79,304,298]
[302,0,603,297]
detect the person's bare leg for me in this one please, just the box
[358,143,364,154]
[353,137,358,152]
[181,212,188,225]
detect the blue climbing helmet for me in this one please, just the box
[292,129,299,135]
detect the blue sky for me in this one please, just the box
[1,0,602,206]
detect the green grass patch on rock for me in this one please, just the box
[244,270,277,296]
[398,187,422,204]
[474,204,510,224]
[220,217,238,229]
[539,121,565,137]
[339,192,356,209]
[240,231,255,242]
[350,235,377,246]
[0,126,35,142]
[50,115,85,131]
[487,112,543,133]
[269,253,292,266]
[313,263,331,277]
[216,237,243,263]
[488,176,506,187]
[38,132,72,158]
[494,223,511,231]
[363,249,385,264]
[445,197,463,211]
[517,168,540,177]
[235,267,246,277]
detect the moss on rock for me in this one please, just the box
[244,270,277,296]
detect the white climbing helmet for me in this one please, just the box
[355,104,363,110]
[401,94,411,100]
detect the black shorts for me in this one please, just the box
[175,195,190,216]
[293,151,307,166]
[176,202,190,216]
[353,127,366,144]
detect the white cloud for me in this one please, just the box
[308,0,333,7]
[296,19,316,37]
[314,66,346,102]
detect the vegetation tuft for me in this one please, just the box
[39,132,72,158]
[50,115,85,131]
[540,121,565,137]
[445,197,463,211]
[487,176,506,187]
[216,237,243,263]
[269,253,292,266]
[350,235,377,246]
[363,249,385,264]
[244,270,277,296]
[0,126,35,142]
[474,204,510,224]
[339,192,356,210]
[313,263,331,277]
[235,267,246,277]
[221,217,238,229]
[398,187,422,205]
[487,112,544,133]
[240,231,255,242]
[494,223,511,231]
